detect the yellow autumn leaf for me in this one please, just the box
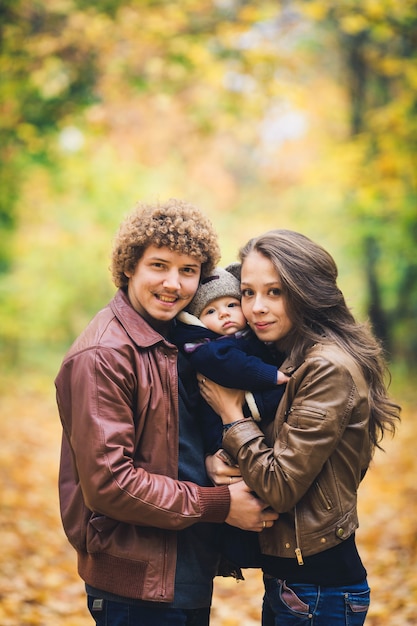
[339,14,369,35]
[0,373,414,625]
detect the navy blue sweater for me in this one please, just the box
[171,318,286,454]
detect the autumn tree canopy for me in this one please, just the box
[1,0,416,371]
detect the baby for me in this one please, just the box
[172,266,289,569]
[172,265,288,456]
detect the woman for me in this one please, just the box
[200,229,400,626]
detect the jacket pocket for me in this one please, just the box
[286,404,327,428]
[86,514,120,553]
[86,514,164,564]
[314,480,333,511]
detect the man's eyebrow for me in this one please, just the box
[147,255,200,268]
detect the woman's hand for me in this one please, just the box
[198,376,245,424]
[205,450,242,486]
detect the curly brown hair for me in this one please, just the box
[111,198,221,289]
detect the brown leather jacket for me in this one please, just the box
[55,289,230,602]
[223,342,371,564]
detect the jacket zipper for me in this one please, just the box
[286,405,303,564]
[159,350,176,599]
[159,535,168,599]
[316,481,332,510]
[294,505,304,565]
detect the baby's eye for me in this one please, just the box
[205,308,216,315]
[228,302,241,308]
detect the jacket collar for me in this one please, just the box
[110,289,173,349]
[280,356,301,377]
[279,343,321,376]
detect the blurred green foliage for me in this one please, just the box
[0,0,416,376]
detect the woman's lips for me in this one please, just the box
[254,321,273,330]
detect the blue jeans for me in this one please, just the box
[87,596,210,626]
[262,576,370,626]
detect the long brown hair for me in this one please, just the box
[239,229,400,452]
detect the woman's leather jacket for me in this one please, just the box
[222,341,371,565]
[55,289,230,602]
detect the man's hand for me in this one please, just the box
[226,480,278,532]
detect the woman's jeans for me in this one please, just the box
[87,596,210,626]
[262,576,370,626]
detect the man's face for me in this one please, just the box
[126,245,201,327]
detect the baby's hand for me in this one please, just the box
[277,370,290,384]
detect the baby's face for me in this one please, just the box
[199,296,247,335]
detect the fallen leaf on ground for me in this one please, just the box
[0,379,415,625]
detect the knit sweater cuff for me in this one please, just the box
[197,485,230,523]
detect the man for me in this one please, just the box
[55,199,277,626]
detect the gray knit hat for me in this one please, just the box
[187,267,241,318]
[225,262,241,281]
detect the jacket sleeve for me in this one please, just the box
[188,337,279,390]
[222,355,362,513]
[56,345,230,530]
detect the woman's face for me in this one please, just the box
[240,250,293,346]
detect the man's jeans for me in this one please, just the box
[262,576,370,626]
[87,596,210,626]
